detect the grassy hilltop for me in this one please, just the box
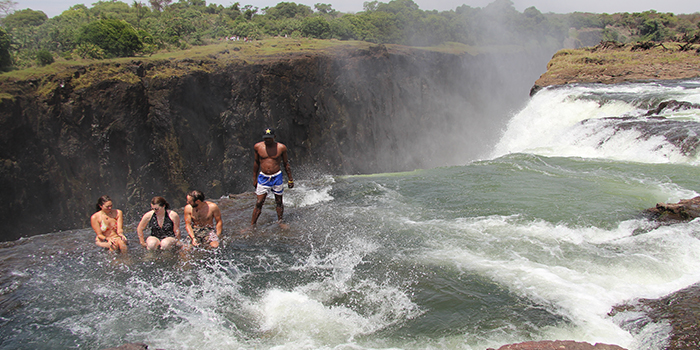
[535,41,700,87]
[0,38,370,100]
[0,37,513,100]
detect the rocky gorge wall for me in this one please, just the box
[0,43,552,241]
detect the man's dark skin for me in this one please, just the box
[251,132,294,226]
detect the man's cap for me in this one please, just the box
[263,128,275,138]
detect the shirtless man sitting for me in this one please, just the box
[251,128,294,227]
[184,190,223,248]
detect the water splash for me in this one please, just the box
[493,81,700,164]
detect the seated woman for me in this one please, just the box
[91,195,128,252]
[136,196,181,250]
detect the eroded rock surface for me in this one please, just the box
[488,340,626,350]
[645,196,700,222]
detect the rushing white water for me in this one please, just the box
[2,80,700,350]
[492,81,700,164]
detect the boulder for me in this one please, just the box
[102,343,149,350]
[610,282,700,350]
[644,196,700,222]
[488,340,627,350]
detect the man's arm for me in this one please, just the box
[213,205,223,238]
[282,145,293,188]
[253,145,261,188]
[184,205,198,245]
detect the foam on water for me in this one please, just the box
[285,175,335,207]
[492,81,700,164]
[58,231,419,350]
[406,213,700,349]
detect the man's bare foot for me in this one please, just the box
[278,222,289,230]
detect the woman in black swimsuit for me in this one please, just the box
[136,196,181,250]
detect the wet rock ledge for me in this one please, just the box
[103,344,155,350]
[489,340,626,350]
[645,196,700,222]
[609,281,700,350]
[107,340,627,350]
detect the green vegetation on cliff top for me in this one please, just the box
[536,41,700,86]
[0,37,496,87]
[2,0,699,74]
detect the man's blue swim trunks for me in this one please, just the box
[256,171,284,195]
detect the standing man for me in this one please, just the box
[251,128,294,227]
[184,190,223,248]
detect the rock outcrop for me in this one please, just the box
[644,196,700,222]
[610,282,700,350]
[109,340,626,350]
[533,41,700,91]
[489,340,626,350]
[102,344,152,350]
[0,42,550,240]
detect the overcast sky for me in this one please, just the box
[11,0,700,18]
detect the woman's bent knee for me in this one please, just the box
[146,236,160,250]
[160,237,178,250]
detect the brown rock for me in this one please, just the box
[644,196,700,222]
[488,340,627,350]
[610,282,700,350]
[101,343,149,350]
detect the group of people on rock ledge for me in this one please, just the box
[90,128,294,253]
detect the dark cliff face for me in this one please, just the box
[0,45,551,240]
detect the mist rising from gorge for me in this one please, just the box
[337,48,555,171]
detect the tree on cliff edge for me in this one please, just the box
[77,19,143,58]
[0,27,11,71]
[0,0,17,16]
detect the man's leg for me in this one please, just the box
[205,230,220,248]
[274,194,284,222]
[251,194,266,225]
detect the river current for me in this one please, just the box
[3,80,700,349]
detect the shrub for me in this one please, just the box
[301,16,331,39]
[74,43,105,59]
[2,9,48,28]
[60,51,74,60]
[77,19,143,58]
[36,50,55,66]
[0,27,12,71]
